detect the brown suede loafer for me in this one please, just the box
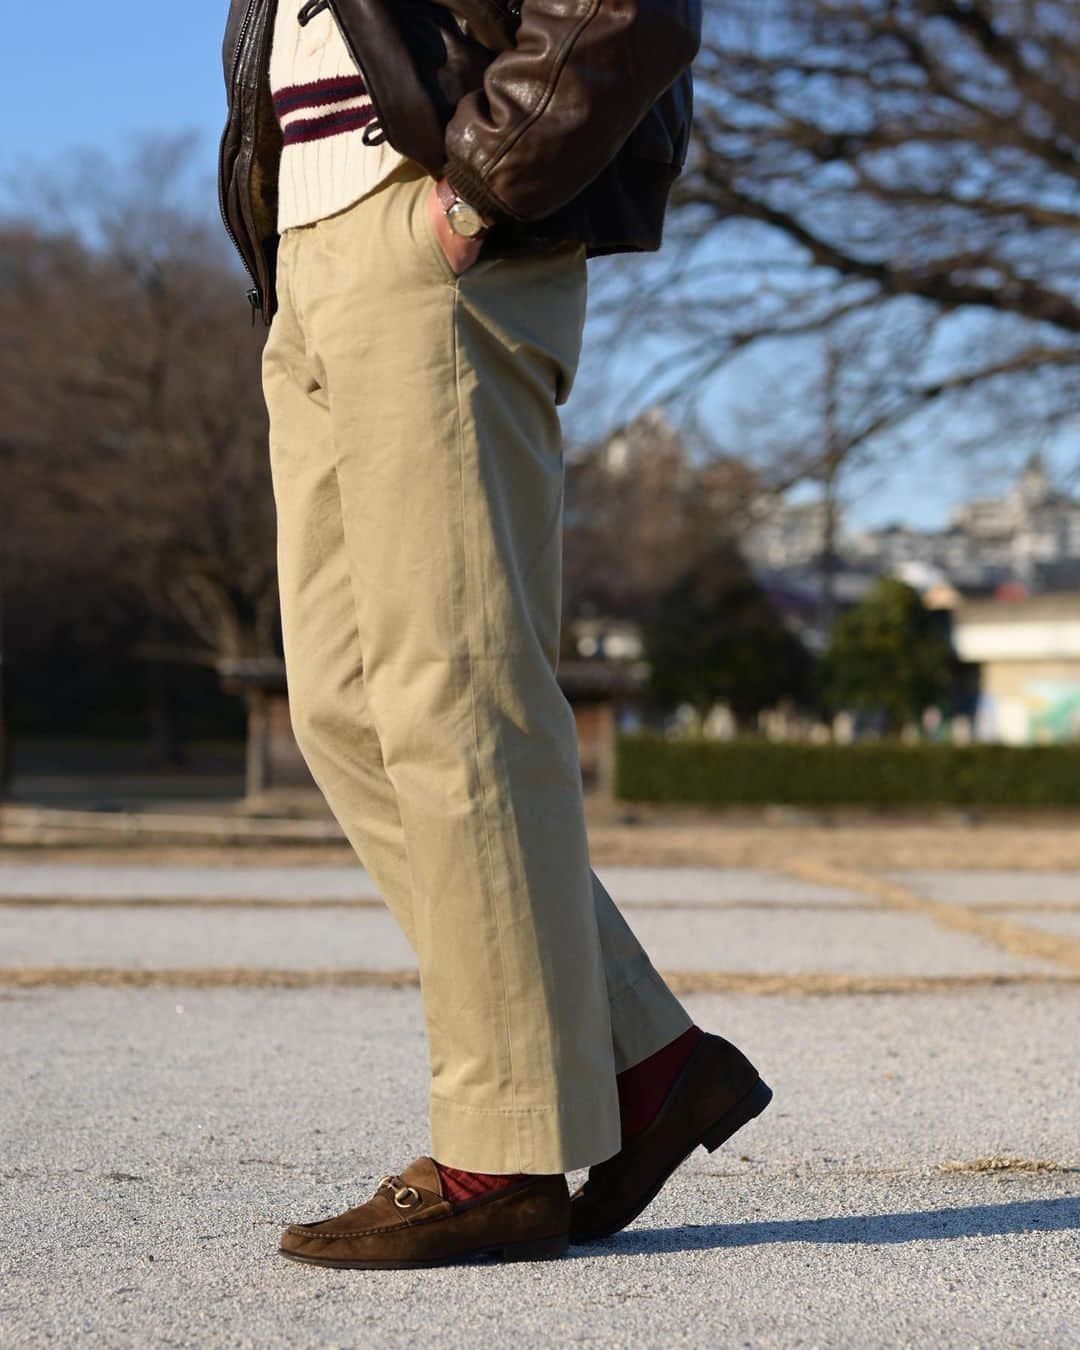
[569,1032,772,1244]
[279,1157,570,1269]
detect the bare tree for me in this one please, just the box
[583,0,1078,489]
[1,135,278,669]
[563,406,761,620]
[733,302,951,619]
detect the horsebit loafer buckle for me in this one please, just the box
[378,1175,422,1210]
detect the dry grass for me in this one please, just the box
[6,820,1080,871]
[936,1157,1077,1175]
[586,813,1080,871]
[6,801,1080,870]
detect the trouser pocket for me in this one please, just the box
[404,167,463,285]
[406,164,497,285]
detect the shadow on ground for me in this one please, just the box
[583,1197,1080,1256]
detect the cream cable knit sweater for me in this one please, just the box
[269,1,408,232]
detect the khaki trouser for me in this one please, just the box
[260,156,691,1173]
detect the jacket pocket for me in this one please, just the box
[625,72,693,170]
[627,105,676,162]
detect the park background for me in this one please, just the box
[2,2,1080,808]
[1,2,1078,1347]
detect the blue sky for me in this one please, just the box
[4,0,1074,531]
[3,1,230,177]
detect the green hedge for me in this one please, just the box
[615,735,1080,806]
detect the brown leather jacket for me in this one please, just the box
[218,0,702,326]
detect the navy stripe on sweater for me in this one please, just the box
[280,104,379,147]
[272,73,368,120]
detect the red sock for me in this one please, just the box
[435,1026,704,1194]
[616,1024,705,1142]
[434,1162,529,1205]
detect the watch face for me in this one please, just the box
[448,201,485,237]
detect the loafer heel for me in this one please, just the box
[701,1077,773,1153]
[569,1033,773,1244]
[495,1232,569,1263]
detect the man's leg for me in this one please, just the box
[317,161,618,1174]
[262,193,691,1085]
[261,219,420,954]
[264,158,709,1180]
[261,168,766,1263]
[285,157,709,1175]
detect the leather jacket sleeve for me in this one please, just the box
[440,0,701,227]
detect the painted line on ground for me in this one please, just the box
[786,860,1080,971]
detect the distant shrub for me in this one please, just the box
[615,736,1080,806]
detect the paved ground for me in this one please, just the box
[1,855,1077,1347]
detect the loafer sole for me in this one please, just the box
[279,1230,569,1269]
[570,1076,773,1244]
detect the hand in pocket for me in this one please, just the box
[425,181,485,277]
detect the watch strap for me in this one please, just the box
[435,177,460,215]
[434,177,490,232]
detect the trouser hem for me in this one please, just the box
[429,1086,622,1174]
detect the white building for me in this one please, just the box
[743,498,842,570]
[757,455,1080,595]
[953,595,1080,743]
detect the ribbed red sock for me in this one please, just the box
[616,1024,705,1142]
[434,1162,529,1205]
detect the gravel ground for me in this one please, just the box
[0,863,865,907]
[999,911,1080,939]
[1,857,1077,1347]
[888,870,1080,907]
[1,987,1077,1348]
[1,903,1063,978]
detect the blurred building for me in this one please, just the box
[954,595,1080,744]
[743,498,837,571]
[861,455,1080,591]
[749,455,1080,599]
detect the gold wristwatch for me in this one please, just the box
[435,178,490,238]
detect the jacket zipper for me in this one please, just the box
[218,0,263,324]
